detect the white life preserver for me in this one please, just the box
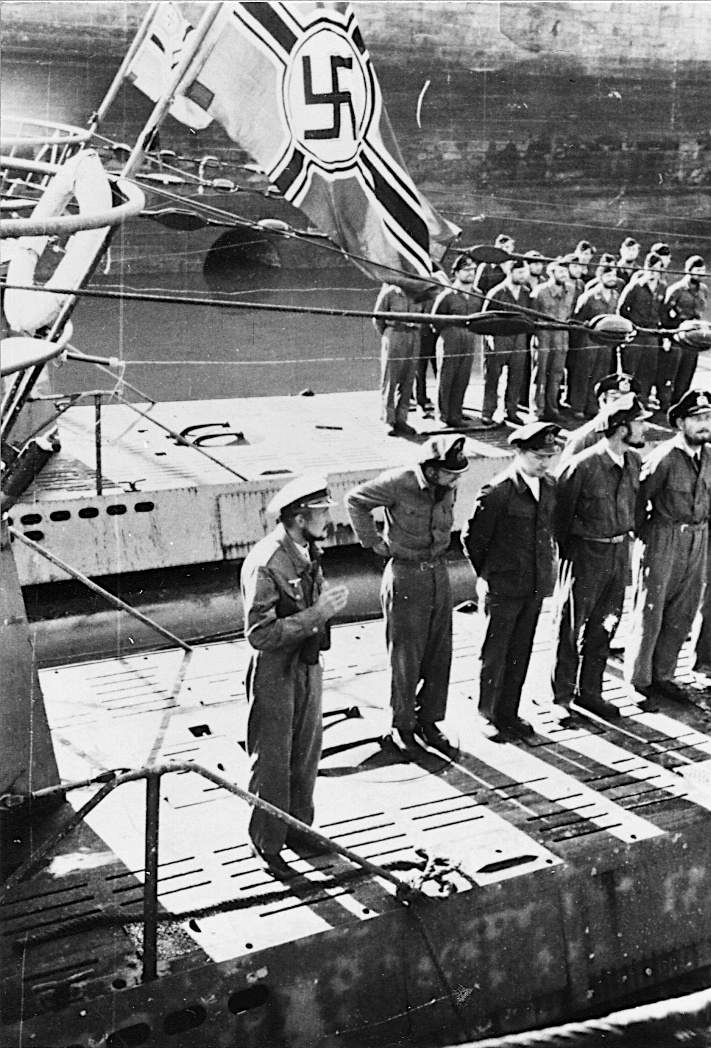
[3,149,112,335]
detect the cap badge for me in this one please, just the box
[619,377,631,393]
[698,393,710,408]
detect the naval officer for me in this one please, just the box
[462,422,561,740]
[345,435,469,757]
[552,394,649,722]
[241,475,348,877]
[625,390,711,703]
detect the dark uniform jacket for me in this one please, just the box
[555,442,642,553]
[661,278,709,328]
[637,437,711,537]
[618,280,664,348]
[346,465,456,563]
[485,282,533,353]
[462,466,557,599]
[241,524,329,667]
[573,284,621,346]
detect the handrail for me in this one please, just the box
[2,761,423,982]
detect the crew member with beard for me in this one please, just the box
[660,255,708,404]
[431,254,483,428]
[241,476,349,877]
[345,436,469,758]
[625,390,711,704]
[552,394,649,723]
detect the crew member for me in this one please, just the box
[617,252,666,405]
[482,258,531,427]
[616,236,641,287]
[345,436,469,757]
[625,390,711,703]
[568,255,620,420]
[660,255,708,404]
[474,233,515,296]
[432,254,483,428]
[552,394,649,722]
[463,423,560,740]
[241,475,349,876]
[530,256,576,423]
[373,282,422,437]
[560,371,641,464]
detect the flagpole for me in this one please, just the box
[119,1,223,177]
[0,2,224,447]
[88,1,162,133]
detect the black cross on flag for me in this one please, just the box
[180,1,458,285]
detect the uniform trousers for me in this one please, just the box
[672,346,700,404]
[553,538,629,706]
[246,656,323,854]
[621,339,659,403]
[478,589,543,725]
[381,328,418,426]
[435,330,475,423]
[655,342,682,412]
[482,336,527,419]
[695,533,711,670]
[567,344,614,417]
[531,331,568,418]
[416,325,437,406]
[626,524,707,689]
[381,558,452,731]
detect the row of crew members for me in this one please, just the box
[375,242,707,438]
[240,390,711,875]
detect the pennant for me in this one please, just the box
[126,2,214,130]
[181,1,459,284]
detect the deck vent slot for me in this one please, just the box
[106,1022,151,1048]
[477,855,539,874]
[163,1004,207,1035]
[135,502,155,513]
[20,513,42,525]
[107,504,127,516]
[49,510,71,521]
[228,985,269,1014]
[24,531,44,541]
[78,507,99,518]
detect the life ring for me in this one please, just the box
[3,149,112,335]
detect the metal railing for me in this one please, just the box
[1,761,422,982]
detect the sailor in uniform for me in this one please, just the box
[345,436,469,757]
[560,371,641,464]
[552,394,649,722]
[240,475,348,876]
[462,422,561,740]
[625,390,711,703]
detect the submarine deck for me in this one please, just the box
[4,604,711,1046]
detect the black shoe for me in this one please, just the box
[415,723,457,757]
[285,830,333,856]
[479,415,497,428]
[573,695,621,720]
[389,728,422,757]
[650,679,689,703]
[556,709,588,729]
[508,717,535,739]
[250,843,298,879]
[505,412,525,426]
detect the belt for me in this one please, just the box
[655,520,708,532]
[393,557,444,570]
[578,533,629,544]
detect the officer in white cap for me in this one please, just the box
[240,475,348,877]
[626,390,711,704]
[463,422,561,740]
[345,435,469,757]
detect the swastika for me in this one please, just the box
[302,55,357,141]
